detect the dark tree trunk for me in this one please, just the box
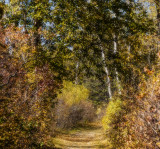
[155,0,160,35]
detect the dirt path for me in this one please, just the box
[52,124,108,149]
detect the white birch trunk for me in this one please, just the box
[75,61,79,85]
[128,44,131,55]
[115,67,121,95]
[113,34,121,95]
[127,44,131,61]
[101,49,112,98]
[113,34,117,54]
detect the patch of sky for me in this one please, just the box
[68,46,73,51]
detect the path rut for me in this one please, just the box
[53,125,108,149]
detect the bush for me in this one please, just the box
[124,73,160,149]
[54,81,96,129]
[102,98,127,149]
[57,81,89,105]
[102,98,123,131]
[55,100,96,129]
[102,73,160,149]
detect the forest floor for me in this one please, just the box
[52,123,108,149]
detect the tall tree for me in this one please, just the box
[53,0,155,99]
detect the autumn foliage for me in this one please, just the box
[0,0,160,149]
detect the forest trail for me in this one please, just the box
[53,124,108,149]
